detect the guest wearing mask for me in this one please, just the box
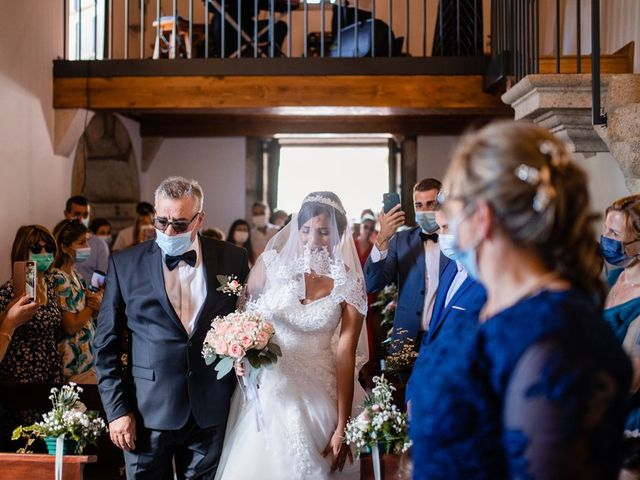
[410,121,631,479]
[405,207,486,407]
[112,201,155,251]
[249,201,279,259]
[53,220,103,384]
[62,196,109,283]
[601,195,640,431]
[90,218,113,249]
[228,219,255,267]
[0,225,63,449]
[364,179,450,347]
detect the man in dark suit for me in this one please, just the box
[364,178,450,347]
[93,176,249,479]
[406,207,486,405]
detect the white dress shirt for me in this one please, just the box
[162,236,207,335]
[444,262,468,308]
[371,235,441,331]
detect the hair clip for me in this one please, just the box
[515,164,541,185]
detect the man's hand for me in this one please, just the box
[109,413,136,451]
[376,204,405,251]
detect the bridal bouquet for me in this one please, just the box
[202,310,282,380]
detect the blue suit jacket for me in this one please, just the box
[364,226,450,343]
[406,260,486,402]
[93,235,250,430]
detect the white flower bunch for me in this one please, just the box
[384,329,418,373]
[12,383,107,454]
[343,375,411,457]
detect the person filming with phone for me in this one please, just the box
[52,220,103,384]
[364,178,450,348]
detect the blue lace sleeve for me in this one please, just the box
[503,340,619,479]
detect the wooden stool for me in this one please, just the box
[152,16,191,59]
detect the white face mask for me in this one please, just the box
[252,215,268,228]
[97,235,113,246]
[233,231,250,244]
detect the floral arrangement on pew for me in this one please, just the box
[12,383,107,455]
[344,375,411,480]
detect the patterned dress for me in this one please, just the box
[0,275,63,449]
[52,268,96,382]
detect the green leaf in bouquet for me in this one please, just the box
[267,342,282,357]
[214,356,235,379]
[247,352,262,369]
[264,350,277,364]
[216,275,228,284]
[204,354,217,366]
[11,426,23,441]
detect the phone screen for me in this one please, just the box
[13,261,36,299]
[91,270,106,289]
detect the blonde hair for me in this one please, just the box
[605,195,640,244]
[444,121,603,298]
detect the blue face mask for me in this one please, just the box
[75,247,91,263]
[155,229,193,257]
[600,235,637,267]
[450,209,481,281]
[438,233,457,261]
[415,211,439,234]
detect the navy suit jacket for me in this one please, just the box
[406,260,486,402]
[93,235,250,430]
[364,226,450,343]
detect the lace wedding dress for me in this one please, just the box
[215,247,367,480]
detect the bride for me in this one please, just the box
[215,192,368,480]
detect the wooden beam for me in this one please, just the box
[539,41,635,75]
[138,113,510,137]
[54,75,506,112]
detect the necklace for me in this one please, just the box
[611,271,640,299]
[480,271,562,322]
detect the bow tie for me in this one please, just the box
[420,232,438,243]
[165,250,197,271]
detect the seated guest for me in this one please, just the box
[406,207,486,407]
[90,217,113,249]
[250,201,279,259]
[602,195,640,430]
[411,121,631,478]
[62,195,109,283]
[53,220,103,384]
[202,227,226,241]
[112,201,155,251]
[364,178,450,347]
[228,219,255,267]
[0,225,63,449]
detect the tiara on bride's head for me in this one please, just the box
[302,195,346,216]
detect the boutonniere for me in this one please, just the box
[216,274,244,297]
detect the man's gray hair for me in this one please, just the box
[154,176,204,213]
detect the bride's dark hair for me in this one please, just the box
[297,191,348,236]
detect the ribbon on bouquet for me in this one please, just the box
[371,444,381,480]
[55,434,65,480]
[238,358,265,432]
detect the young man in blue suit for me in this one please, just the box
[406,206,486,405]
[364,178,450,347]
[94,177,249,479]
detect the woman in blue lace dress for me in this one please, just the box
[410,121,632,479]
[601,195,640,431]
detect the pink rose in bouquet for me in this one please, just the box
[202,310,283,379]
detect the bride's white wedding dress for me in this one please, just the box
[215,249,366,480]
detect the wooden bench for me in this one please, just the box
[0,453,96,480]
[0,383,124,480]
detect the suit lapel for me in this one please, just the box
[436,277,475,330]
[147,241,184,333]
[189,235,219,338]
[408,228,425,280]
[427,261,457,342]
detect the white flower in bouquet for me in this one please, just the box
[202,310,282,379]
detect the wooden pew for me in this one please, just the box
[0,453,96,480]
[0,383,124,480]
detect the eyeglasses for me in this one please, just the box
[152,212,201,233]
[30,243,55,254]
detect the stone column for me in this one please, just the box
[596,75,640,193]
